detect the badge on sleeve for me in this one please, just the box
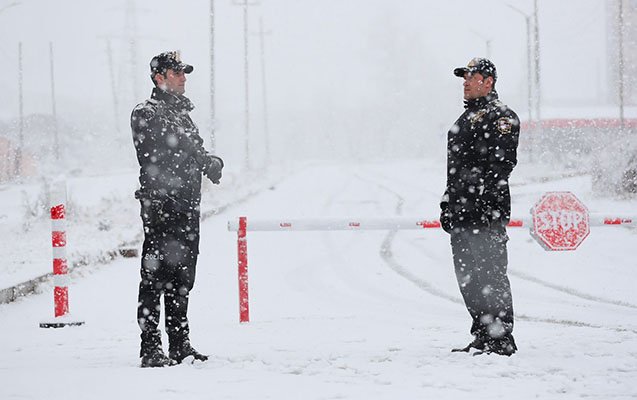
[496,117,513,134]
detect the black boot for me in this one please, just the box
[140,348,176,368]
[169,341,209,364]
[451,336,486,353]
[482,334,517,356]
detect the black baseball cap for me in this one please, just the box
[453,58,497,82]
[150,51,193,76]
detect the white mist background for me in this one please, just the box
[0,0,617,175]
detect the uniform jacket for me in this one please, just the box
[131,87,213,213]
[440,90,520,231]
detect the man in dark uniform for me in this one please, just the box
[131,51,224,367]
[440,58,520,356]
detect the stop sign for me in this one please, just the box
[531,192,590,251]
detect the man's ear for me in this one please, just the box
[485,76,494,90]
[153,73,164,85]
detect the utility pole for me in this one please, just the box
[234,0,259,170]
[255,17,271,166]
[209,0,216,152]
[49,42,60,162]
[125,0,140,101]
[533,0,541,123]
[507,4,533,123]
[507,3,534,162]
[242,0,250,170]
[618,0,625,128]
[16,42,24,178]
[106,40,121,134]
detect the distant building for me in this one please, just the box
[607,0,637,106]
[0,136,37,182]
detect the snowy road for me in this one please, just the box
[1,160,636,399]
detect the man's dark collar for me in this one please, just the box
[464,90,498,110]
[151,87,194,111]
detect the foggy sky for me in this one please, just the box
[0,0,623,166]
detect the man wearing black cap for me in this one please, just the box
[131,51,224,367]
[440,57,520,356]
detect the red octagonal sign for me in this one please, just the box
[531,192,590,251]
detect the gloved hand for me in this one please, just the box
[140,198,166,226]
[205,155,224,184]
[440,208,453,233]
[439,192,453,233]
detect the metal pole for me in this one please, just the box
[126,0,139,101]
[16,41,24,178]
[618,0,625,128]
[209,0,216,152]
[257,17,270,166]
[525,15,532,123]
[49,42,60,161]
[106,40,121,134]
[243,0,250,170]
[525,15,534,162]
[533,0,541,123]
[507,4,534,161]
[233,0,259,169]
[506,5,533,122]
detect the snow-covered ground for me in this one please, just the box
[1,159,636,399]
[0,166,285,289]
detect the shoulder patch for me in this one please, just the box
[496,117,513,134]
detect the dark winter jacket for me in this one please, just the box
[440,90,520,232]
[131,87,217,213]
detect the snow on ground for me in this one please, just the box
[1,159,636,399]
[0,165,286,289]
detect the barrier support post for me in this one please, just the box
[238,216,250,323]
[40,179,84,329]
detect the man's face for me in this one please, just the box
[155,69,187,95]
[463,72,492,100]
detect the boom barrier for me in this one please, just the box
[227,192,635,323]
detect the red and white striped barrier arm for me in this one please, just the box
[227,213,634,323]
[227,215,633,232]
[597,217,635,225]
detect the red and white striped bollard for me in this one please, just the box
[40,180,84,328]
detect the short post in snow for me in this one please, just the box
[238,216,250,323]
[40,180,84,328]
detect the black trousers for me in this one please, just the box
[137,201,200,356]
[450,225,514,340]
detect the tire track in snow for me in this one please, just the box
[508,269,637,310]
[397,236,637,310]
[368,163,637,310]
[351,172,461,306]
[352,169,637,335]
